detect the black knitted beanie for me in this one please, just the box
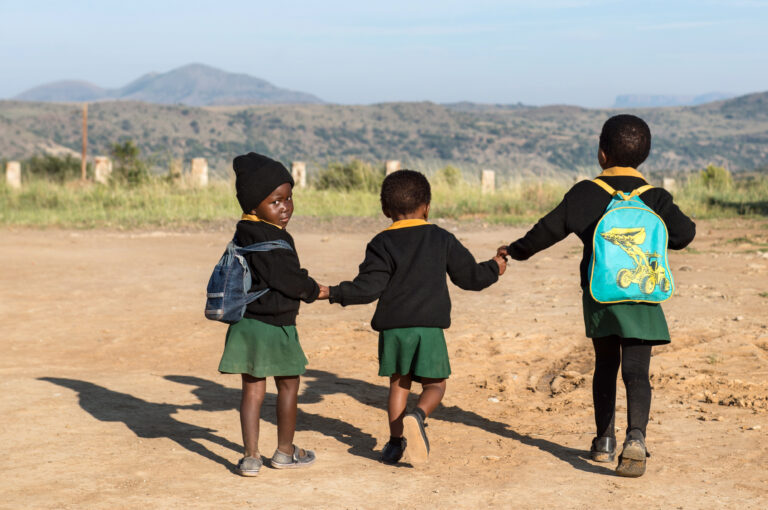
[233,153,294,213]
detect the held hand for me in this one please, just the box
[493,255,507,276]
[496,245,509,259]
[317,285,330,300]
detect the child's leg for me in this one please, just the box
[241,374,267,457]
[619,339,652,438]
[592,336,621,438]
[274,375,300,454]
[388,373,413,437]
[416,377,447,417]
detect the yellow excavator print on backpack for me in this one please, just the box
[599,227,671,295]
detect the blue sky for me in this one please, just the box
[1,0,767,106]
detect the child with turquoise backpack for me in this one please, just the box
[498,115,695,477]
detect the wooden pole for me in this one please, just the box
[81,103,88,181]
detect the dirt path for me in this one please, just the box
[1,218,767,509]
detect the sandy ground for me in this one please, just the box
[2,217,767,509]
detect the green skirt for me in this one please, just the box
[378,327,451,379]
[218,318,308,377]
[582,293,670,344]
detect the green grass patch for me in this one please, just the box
[0,178,566,228]
[2,169,768,229]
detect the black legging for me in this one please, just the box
[592,336,652,439]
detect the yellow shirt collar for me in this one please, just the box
[384,219,430,231]
[598,166,646,179]
[241,213,283,229]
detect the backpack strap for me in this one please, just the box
[629,184,654,198]
[592,178,617,195]
[593,179,654,199]
[236,239,294,254]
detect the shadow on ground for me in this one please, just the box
[708,197,768,215]
[41,370,612,475]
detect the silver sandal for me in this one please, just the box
[236,456,263,476]
[270,444,316,469]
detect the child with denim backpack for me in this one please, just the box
[498,115,696,477]
[327,170,506,465]
[217,152,329,476]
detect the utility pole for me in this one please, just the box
[81,103,88,181]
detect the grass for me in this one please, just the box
[0,179,240,228]
[0,177,567,228]
[676,175,768,219]
[2,172,767,229]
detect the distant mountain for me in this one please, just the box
[15,81,111,102]
[614,92,736,108]
[13,64,324,106]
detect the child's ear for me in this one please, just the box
[598,148,609,169]
[424,203,430,220]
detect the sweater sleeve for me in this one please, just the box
[446,235,499,291]
[246,249,320,303]
[329,240,392,306]
[649,189,696,250]
[507,196,571,261]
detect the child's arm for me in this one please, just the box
[503,198,570,261]
[246,250,320,303]
[446,235,500,290]
[328,242,391,306]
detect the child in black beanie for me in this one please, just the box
[218,152,329,476]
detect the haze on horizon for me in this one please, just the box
[1,0,767,108]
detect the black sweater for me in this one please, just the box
[235,219,320,326]
[329,222,499,331]
[507,168,696,288]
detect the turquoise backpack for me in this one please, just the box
[588,179,674,304]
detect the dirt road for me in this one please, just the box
[1,218,767,509]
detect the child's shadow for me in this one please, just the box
[297,369,614,476]
[166,374,379,461]
[39,377,243,471]
[41,372,611,474]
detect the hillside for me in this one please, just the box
[1,92,767,178]
[13,64,323,106]
[613,92,736,108]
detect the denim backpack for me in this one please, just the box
[204,237,294,323]
[588,179,674,304]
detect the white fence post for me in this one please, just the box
[662,177,676,191]
[291,161,307,189]
[5,161,21,189]
[385,160,401,175]
[481,169,495,194]
[190,158,209,187]
[93,157,113,184]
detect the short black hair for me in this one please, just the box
[380,169,431,217]
[599,114,652,168]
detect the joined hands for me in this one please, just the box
[494,245,509,276]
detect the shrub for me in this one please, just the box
[24,154,87,183]
[433,165,463,187]
[699,164,733,190]
[314,159,384,192]
[110,140,150,185]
